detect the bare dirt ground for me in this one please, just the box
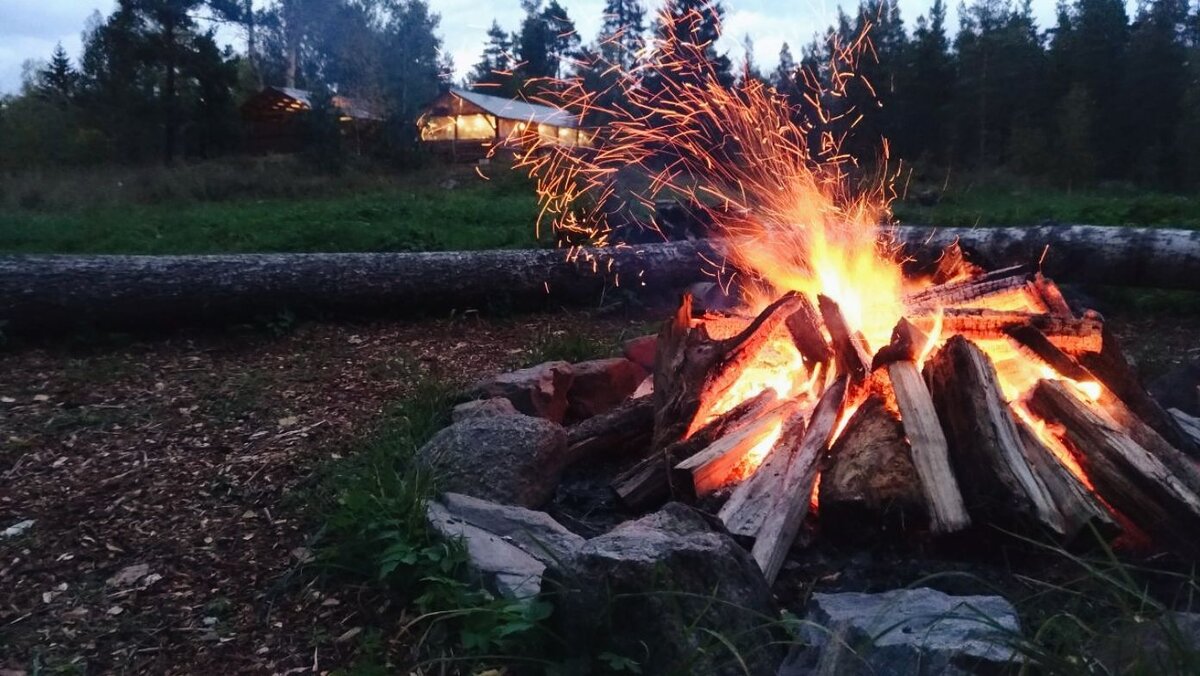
[1,308,1197,675]
[0,313,643,675]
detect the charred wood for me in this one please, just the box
[817,295,870,383]
[566,397,655,465]
[718,408,810,539]
[1014,420,1120,544]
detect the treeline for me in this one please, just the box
[0,0,448,169]
[469,0,1200,190]
[4,0,1199,190]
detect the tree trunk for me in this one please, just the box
[5,225,1200,333]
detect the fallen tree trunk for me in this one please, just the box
[5,225,1200,332]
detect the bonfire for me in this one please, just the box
[504,4,1200,582]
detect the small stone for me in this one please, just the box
[622,334,657,371]
[469,361,574,423]
[203,616,219,626]
[566,358,647,420]
[1,519,34,539]
[106,606,123,616]
[106,563,150,588]
[451,397,519,422]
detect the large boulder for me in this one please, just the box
[426,492,584,599]
[566,357,647,420]
[551,503,783,675]
[415,414,567,508]
[782,588,1021,675]
[469,361,574,423]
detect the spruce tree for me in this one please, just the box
[38,44,77,102]
[598,0,647,72]
[470,20,518,95]
[653,0,733,88]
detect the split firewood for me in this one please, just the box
[916,308,1103,354]
[1169,408,1200,447]
[785,295,833,367]
[887,360,972,533]
[1027,380,1200,554]
[1003,324,1094,382]
[566,397,655,465]
[905,264,1034,312]
[1076,323,1199,457]
[652,292,803,450]
[817,295,870,383]
[672,400,799,499]
[751,376,848,584]
[871,318,932,371]
[819,395,926,541]
[1032,273,1074,318]
[612,389,778,510]
[1013,419,1119,544]
[924,336,1066,535]
[718,407,811,539]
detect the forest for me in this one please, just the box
[1,0,1198,192]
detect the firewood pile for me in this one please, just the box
[599,261,1200,583]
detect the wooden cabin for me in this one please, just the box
[241,86,383,154]
[418,88,591,161]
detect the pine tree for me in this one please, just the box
[738,34,764,84]
[470,20,518,95]
[903,0,954,163]
[653,0,733,88]
[517,0,580,86]
[38,44,77,102]
[772,42,798,97]
[598,0,646,72]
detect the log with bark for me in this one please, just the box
[818,395,927,541]
[566,397,655,465]
[924,335,1066,534]
[7,225,1200,333]
[1026,379,1200,554]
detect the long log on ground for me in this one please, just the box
[7,226,1200,332]
[924,336,1066,535]
[1027,379,1200,554]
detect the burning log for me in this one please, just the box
[818,395,926,541]
[1076,324,1199,457]
[751,377,848,584]
[1013,420,1119,544]
[718,409,810,539]
[566,397,655,465]
[817,295,870,382]
[925,336,1066,535]
[785,295,833,367]
[672,401,797,499]
[1027,380,1200,553]
[652,292,802,449]
[926,309,1103,354]
[611,389,778,510]
[1004,324,1095,382]
[1031,273,1074,318]
[871,318,931,371]
[905,264,1034,312]
[887,360,972,533]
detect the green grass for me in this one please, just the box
[894,177,1200,228]
[0,160,543,254]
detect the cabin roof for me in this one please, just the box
[447,88,579,129]
[243,86,383,121]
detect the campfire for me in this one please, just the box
[506,5,1200,580]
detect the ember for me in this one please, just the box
[516,4,1200,577]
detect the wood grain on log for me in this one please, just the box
[819,395,926,540]
[751,377,848,584]
[672,400,797,499]
[611,389,778,510]
[918,309,1104,354]
[718,408,810,539]
[785,295,833,367]
[1013,419,1119,544]
[566,397,655,465]
[905,264,1034,312]
[888,360,971,533]
[925,336,1066,534]
[1027,379,1200,553]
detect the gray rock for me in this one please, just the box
[470,361,574,423]
[566,357,647,420]
[416,414,568,508]
[782,588,1021,676]
[451,397,519,422]
[426,493,584,599]
[1089,611,1200,673]
[552,502,783,676]
[622,334,658,371]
